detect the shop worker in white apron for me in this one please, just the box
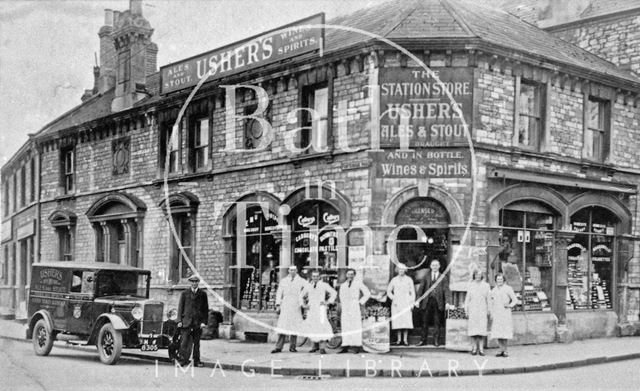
[338,268,371,354]
[387,263,415,346]
[301,269,337,354]
[271,265,309,353]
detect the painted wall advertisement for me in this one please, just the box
[161,14,324,94]
[379,67,473,147]
[372,149,471,179]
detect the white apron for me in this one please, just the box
[275,275,309,335]
[489,285,517,340]
[387,275,415,330]
[339,280,371,346]
[301,281,337,342]
[464,281,490,336]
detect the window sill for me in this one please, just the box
[54,193,76,202]
[153,171,213,186]
[289,151,333,166]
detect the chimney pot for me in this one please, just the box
[104,9,113,26]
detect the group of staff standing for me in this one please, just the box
[271,265,371,354]
[386,260,516,356]
[270,261,516,356]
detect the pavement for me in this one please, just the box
[3,318,640,377]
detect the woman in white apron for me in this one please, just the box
[387,264,415,346]
[464,269,490,355]
[489,273,517,357]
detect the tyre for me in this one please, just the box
[32,319,54,356]
[97,323,123,365]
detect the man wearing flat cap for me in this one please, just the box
[177,275,209,366]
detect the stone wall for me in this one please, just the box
[550,12,640,76]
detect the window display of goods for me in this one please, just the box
[364,303,390,319]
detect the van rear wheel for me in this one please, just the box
[32,319,54,356]
[97,323,123,365]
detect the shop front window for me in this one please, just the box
[567,207,616,311]
[235,205,280,311]
[290,200,342,285]
[499,202,555,312]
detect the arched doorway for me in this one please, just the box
[159,192,199,284]
[394,198,450,273]
[393,197,450,345]
[86,192,146,266]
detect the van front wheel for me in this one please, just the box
[32,319,54,356]
[97,323,123,365]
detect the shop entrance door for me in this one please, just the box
[394,198,450,346]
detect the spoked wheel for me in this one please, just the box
[97,323,123,365]
[32,319,54,356]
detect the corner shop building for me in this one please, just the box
[2,0,640,346]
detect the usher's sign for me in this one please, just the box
[373,149,471,178]
[161,13,324,94]
[379,67,473,147]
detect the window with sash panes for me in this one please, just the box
[585,97,609,161]
[192,117,209,171]
[516,80,543,150]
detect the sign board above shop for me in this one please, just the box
[371,149,471,179]
[379,67,474,147]
[160,13,324,95]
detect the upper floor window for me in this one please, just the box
[29,158,36,203]
[298,83,328,153]
[61,147,75,194]
[12,174,17,212]
[3,182,9,216]
[19,166,26,207]
[159,120,181,175]
[190,117,210,171]
[516,79,543,150]
[584,97,610,162]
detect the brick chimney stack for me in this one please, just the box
[111,0,157,112]
[97,9,116,93]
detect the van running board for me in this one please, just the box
[65,340,90,346]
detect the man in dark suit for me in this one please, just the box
[416,259,452,346]
[177,275,209,367]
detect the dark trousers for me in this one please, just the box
[421,299,443,343]
[274,334,297,350]
[179,326,202,363]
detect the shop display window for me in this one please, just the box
[499,203,555,312]
[567,207,615,311]
[234,205,280,312]
[290,200,342,287]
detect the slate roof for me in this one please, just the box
[579,0,640,20]
[33,0,639,141]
